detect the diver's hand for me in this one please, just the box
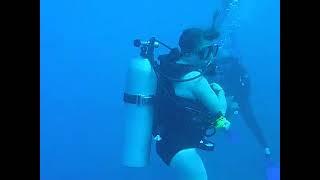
[210,83,224,94]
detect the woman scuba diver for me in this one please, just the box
[152,27,230,180]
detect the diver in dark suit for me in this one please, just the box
[206,0,271,155]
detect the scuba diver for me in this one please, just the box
[151,27,230,180]
[122,26,230,180]
[206,0,272,156]
[209,2,280,180]
[209,54,271,153]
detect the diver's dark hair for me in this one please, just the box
[178,28,219,54]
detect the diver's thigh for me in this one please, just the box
[170,148,208,180]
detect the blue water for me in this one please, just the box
[40,0,279,179]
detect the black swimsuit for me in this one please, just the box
[153,61,215,165]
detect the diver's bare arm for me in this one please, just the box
[190,74,227,116]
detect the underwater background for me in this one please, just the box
[40,0,279,179]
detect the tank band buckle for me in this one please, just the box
[123,93,154,106]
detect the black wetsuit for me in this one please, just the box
[153,59,216,166]
[206,57,268,148]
